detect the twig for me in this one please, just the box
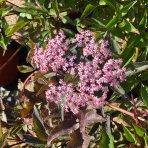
[5,0,21,8]
[0,46,23,71]
[22,72,35,93]
[106,103,146,123]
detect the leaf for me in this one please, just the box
[0,35,10,52]
[120,1,137,17]
[110,77,139,101]
[33,106,48,142]
[17,65,34,73]
[141,84,148,107]
[99,0,116,10]
[79,109,106,148]
[125,61,148,77]
[119,19,139,34]
[133,124,145,137]
[0,111,7,123]
[46,119,79,147]
[0,130,10,148]
[52,0,59,17]
[105,15,120,29]
[139,10,147,29]
[10,125,23,136]
[67,129,84,148]
[99,130,114,148]
[0,8,10,17]
[5,20,29,35]
[80,4,95,19]
[121,35,140,66]
[123,126,137,143]
[23,134,45,145]
[144,134,148,146]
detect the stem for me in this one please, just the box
[106,103,146,123]
[0,46,23,71]
[5,0,21,8]
[131,94,140,125]
[22,72,35,93]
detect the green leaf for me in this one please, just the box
[61,28,75,36]
[125,61,148,77]
[64,73,73,83]
[99,0,116,10]
[99,130,114,148]
[33,106,48,142]
[5,20,29,35]
[62,0,75,8]
[133,124,145,137]
[110,77,139,101]
[52,0,59,17]
[105,15,120,29]
[119,19,139,34]
[89,18,105,28]
[139,10,147,29]
[120,1,137,17]
[144,134,148,146]
[138,47,148,62]
[123,126,137,143]
[17,65,34,73]
[0,8,10,17]
[80,4,95,19]
[141,84,148,107]
[0,35,10,52]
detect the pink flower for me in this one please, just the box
[32,30,126,114]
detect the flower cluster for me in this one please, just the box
[32,30,126,114]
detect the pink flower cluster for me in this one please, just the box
[32,30,126,114]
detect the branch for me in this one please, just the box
[0,46,23,71]
[106,103,146,123]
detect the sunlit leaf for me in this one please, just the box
[120,1,137,17]
[133,124,145,137]
[17,65,34,73]
[125,61,148,77]
[81,4,95,19]
[123,126,137,143]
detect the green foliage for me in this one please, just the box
[0,0,147,147]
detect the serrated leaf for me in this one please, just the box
[123,126,136,143]
[17,65,34,73]
[133,124,145,137]
[33,106,48,142]
[81,4,95,19]
[141,84,148,107]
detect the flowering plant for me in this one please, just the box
[32,30,126,114]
